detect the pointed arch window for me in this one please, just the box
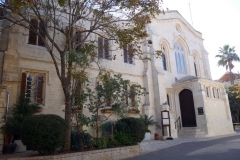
[162,54,167,71]
[174,43,186,74]
[194,62,197,77]
[161,45,167,71]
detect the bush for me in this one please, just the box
[71,131,92,151]
[106,136,119,148]
[94,137,108,149]
[20,114,67,154]
[114,117,145,145]
[114,131,134,145]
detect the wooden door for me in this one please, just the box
[179,89,197,127]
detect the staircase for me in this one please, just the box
[178,127,207,138]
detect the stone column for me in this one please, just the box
[0,84,7,155]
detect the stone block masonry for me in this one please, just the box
[2,145,139,160]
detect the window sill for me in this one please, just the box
[124,62,135,65]
[26,44,46,50]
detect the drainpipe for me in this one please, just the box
[4,91,9,121]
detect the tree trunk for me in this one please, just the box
[230,67,234,85]
[64,92,72,151]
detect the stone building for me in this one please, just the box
[0,10,234,145]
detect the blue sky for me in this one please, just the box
[162,0,240,80]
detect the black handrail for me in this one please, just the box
[175,116,181,132]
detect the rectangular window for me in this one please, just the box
[98,37,110,59]
[28,19,45,47]
[206,87,209,97]
[213,88,215,98]
[217,89,220,98]
[21,72,45,104]
[123,45,133,64]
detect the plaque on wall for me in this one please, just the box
[198,107,204,115]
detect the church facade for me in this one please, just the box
[0,10,234,139]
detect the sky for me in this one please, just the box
[162,0,240,80]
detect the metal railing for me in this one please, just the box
[175,116,181,132]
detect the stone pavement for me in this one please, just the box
[140,131,240,154]
[126,132,240,160]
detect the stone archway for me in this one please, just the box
[179,89,196,127]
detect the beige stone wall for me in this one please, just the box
[4,145,139,160]
[2,10,233,139]
[0,85,7,155]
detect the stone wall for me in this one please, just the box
[0,84,7,155]
[4,145,139,160]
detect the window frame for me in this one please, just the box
[123,44,134,64]
[28,18,46,47]
[98,37,110,60]
[21,72,45,105]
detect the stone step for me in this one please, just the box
[178,127,207,138]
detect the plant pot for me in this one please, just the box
[101,109,113,113]
[37,107,43,113]
[160,136,167,141]
[15,140,27,153]
[4,135,13,144]
[143,132,151,141]
[74,109,82,113]
[129,109,137,114]
[2,143,17,154]
[154,133,159,140]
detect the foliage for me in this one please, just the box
[106,136,119,148]
[139,114,160,132]
[114,131,134,145]
[20,114,67,154]
[94,137,108,149]
[216,45,240,84]
[71,131,92,151]
[101,121,115,137]
[87,72,148,138]
[3,98,40,138]
[1,0,161,150]
[227,85,240,122]
[114,117,145,144]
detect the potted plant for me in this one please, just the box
[0,124,17,154]
[3,97,40,153]
[140,114,160,141]
[72,105,83,114]
[154,133,160,140]
[128,108,140,114]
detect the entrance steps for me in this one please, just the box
[178,127,207,138]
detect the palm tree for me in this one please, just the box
[216,45,240,84]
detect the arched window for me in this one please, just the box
[161,45,168,71]
[174,43,186,74]
[194,62,197,77]
[162,54,167,71]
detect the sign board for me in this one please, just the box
[161,110,171,136]
[198,107,204,115]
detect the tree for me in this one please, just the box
[216,45,240,84]
[86,72,148,138]
[0,0,162,150]
[227,85,240,122]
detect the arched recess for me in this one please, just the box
[159,39,171,72]
[193,52,200,77]
[173,36,190,75]
[179,89,197,127]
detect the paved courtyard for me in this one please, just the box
[127,134,240,160]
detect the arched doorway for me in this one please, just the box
[179,89,197,127]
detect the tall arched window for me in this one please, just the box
[194,62,197,77]
[161,46,167,71]
[162,54,167,71]
[174,43,186,74]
